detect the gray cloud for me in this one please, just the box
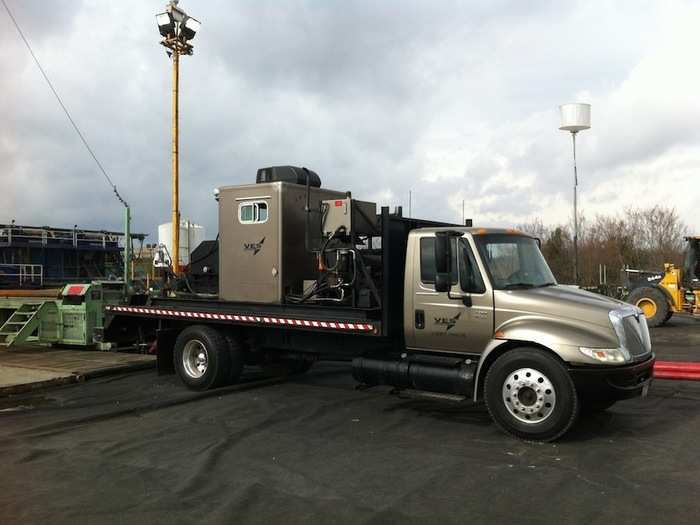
[1,0,699,243]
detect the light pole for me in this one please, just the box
[559,102,591,285]
[156,1,201,274]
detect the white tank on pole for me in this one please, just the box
[559,103,591,132]
[558,101,592,286]
[158,220,206,267]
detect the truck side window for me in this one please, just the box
[420,237,457,285]
[459,239,486,293]
[239,201,268,224]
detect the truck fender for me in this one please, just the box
[473,316,618,400]
[473,338,509,400]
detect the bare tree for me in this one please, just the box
[515,206,688,286]
[516,217,549,239]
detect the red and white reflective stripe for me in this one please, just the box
[106,305,374,332]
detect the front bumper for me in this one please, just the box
[568,354,655,402]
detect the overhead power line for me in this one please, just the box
[1,0,128,208]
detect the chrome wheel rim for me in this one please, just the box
[502,367,556,424]
[182,339,208,379]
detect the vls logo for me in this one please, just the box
[434,312,461,331]
[244,237,265,255]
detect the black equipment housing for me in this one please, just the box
[256,166,322,187]
[187,240,219,294]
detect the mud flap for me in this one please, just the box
[155,328,179,375]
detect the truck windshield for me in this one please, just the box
[474,234,557,290]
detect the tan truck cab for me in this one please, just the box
[401,227,654,440]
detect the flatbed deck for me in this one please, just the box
[107,299,381,335]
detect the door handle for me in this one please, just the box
[415,309,425,329]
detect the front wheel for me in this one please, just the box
[484,348,579,442]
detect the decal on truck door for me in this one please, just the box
[434,311,462,331]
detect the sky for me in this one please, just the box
[1,0,699,242]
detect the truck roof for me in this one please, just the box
[410,226,532,237]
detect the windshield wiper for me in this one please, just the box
[534,282,557,288]
[502,282,535,289]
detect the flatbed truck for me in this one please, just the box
[105,166,654,441]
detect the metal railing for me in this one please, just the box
[0,264,44,287]
[0,224,123,249]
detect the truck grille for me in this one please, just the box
[622,314,652,359]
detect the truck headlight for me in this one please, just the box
[579,346,628,363]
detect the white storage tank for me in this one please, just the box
[158,220,206,267]
[559,103,591,132]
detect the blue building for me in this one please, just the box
[0,223,145,289]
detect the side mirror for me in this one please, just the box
[434,232,452,292]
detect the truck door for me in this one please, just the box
[410,235,494,354]
[220,191,280,303]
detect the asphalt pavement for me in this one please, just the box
[0,316,699,524]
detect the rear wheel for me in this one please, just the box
[627,286,669,327]
[174,325,231,390]
[484,348,579,442]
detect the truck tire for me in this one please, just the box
[174,325,231,390]
[627,286,669,327]
[484,348,579,442]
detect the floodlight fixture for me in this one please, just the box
[181,16,201,41]
[156,12,175,37]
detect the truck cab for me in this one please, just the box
[390,227,655,439]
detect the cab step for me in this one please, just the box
[390,388,468,403]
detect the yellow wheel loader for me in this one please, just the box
[624,237,700,327]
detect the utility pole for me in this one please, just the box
[559,103,591,286]
[156,1,200,274]
[571,131,579,285]
[409,190,412,217]
[171,48,180,273]
[123,206,131,290]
